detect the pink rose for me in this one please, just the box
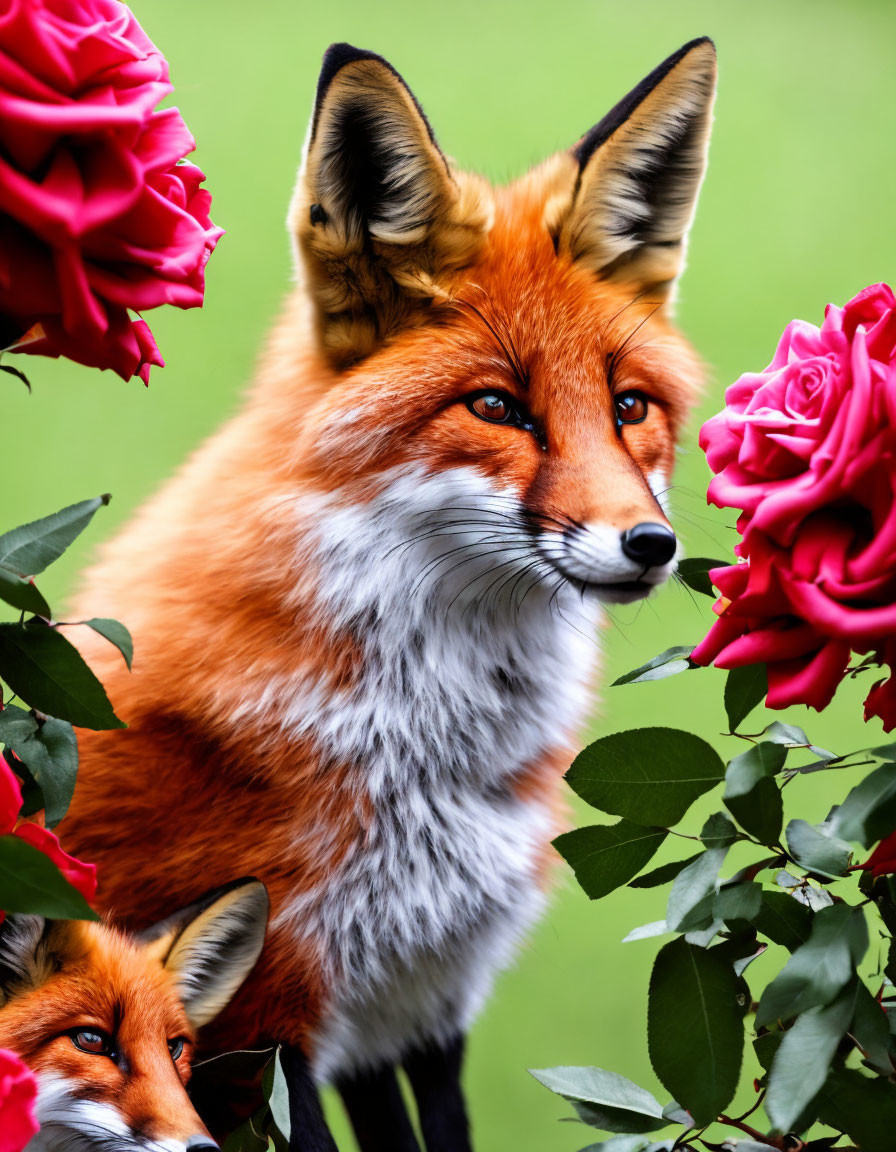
[693,285,896,728]
[0,0,223,383]
[0,1049,38,1152]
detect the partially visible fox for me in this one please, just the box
[65,38,716,1151]
[0,879,268,1151]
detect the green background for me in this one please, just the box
[6,1,896,1148]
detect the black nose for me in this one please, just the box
[620,522,677,568]
[186,1142,218,1152]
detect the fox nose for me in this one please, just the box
[620,522,677,568]
[186,1141,219,1152]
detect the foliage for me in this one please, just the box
[0,497,131,921]
[536,644,896,1152]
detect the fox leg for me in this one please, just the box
[337,1066,421,1152]
[403,1035,472,1152]
[279,1046,339,1152]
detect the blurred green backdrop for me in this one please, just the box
[6,1,896,1148]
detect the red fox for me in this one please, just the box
[64,38,716,1151]
[0,879,268,1151]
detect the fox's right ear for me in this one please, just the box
[139,878,268,1030]
[291,43,493,368]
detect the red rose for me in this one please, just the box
[0,755,97,911]
[856,830,896,879]
[13,821,98,906]
[693,285,896,727]
[0,1049,38,1152]
[0,0,223,383]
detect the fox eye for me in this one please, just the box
[70,1028,113,1056]
[615,391,649,426]
[168,1037,186,1061]
[468,392,517,424]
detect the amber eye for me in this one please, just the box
[168,1037,186,1061]
[70,1028,113,1056]
[615,391,649,426]
[468,393,515,424]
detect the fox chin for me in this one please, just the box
[62,37,716,1151]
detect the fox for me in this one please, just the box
[0,879,268,1152]
[62,37,716,1152]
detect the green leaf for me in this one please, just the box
[554,822,667,900]
[762,721,811,747]
[754,891,812,951]
[832,764,896,848]
[577,1139,658,1152]
[611,648,695,687]
[0,834,97,919]
[6,750,44,819]
[817,1067,896,1152]
[0,622,124,730]
[0,566,50,617]
[700,811,739,848]
[724,664,767,732]
[724,742,786,792]
[676,557,727,597]
[0,708,78,828]
[851,980,893,1074]
[723,742,785,845]
[622,921,671,943]
[647,937,743,1126]
[0,701,38,745]
[0,496,111,577]
[565,728,725,827]
[666,847,728,933]
[756,904,867,1027]
[628,854,701,889]
[529,1067,668,1135]
[81,618,133,671]
[268,1049,291,1139]
[765,982,856,1133]
[714,882,763,925]
[785,819,851,878]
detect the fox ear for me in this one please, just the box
[558,38,716,300]
[291,43,493,367]
[0,915,56,1001]
[139,879,268,1030]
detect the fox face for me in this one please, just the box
[0,880,268,1151]
[289,40,715,607]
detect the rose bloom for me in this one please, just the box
[692,284,896,726]
[0,1049,38,1152]
[0,0,223,383]
[0,752,97,913]
[855,830,896,879]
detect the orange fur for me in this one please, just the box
[65,158,700,1040]
[60,44,711,1129]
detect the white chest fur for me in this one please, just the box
[268,467,600,1082]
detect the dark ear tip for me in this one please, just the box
[682,36,716,54]
[317,42,392,106]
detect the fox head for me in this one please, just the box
[285,40,715,608]
[0,879,268,1152]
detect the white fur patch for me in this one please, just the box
[248,465,608,1082]
[28,1074,205,1151]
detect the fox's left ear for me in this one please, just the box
[557,38,717,300]
[139,878,269,1030]
[291,43,493,367]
